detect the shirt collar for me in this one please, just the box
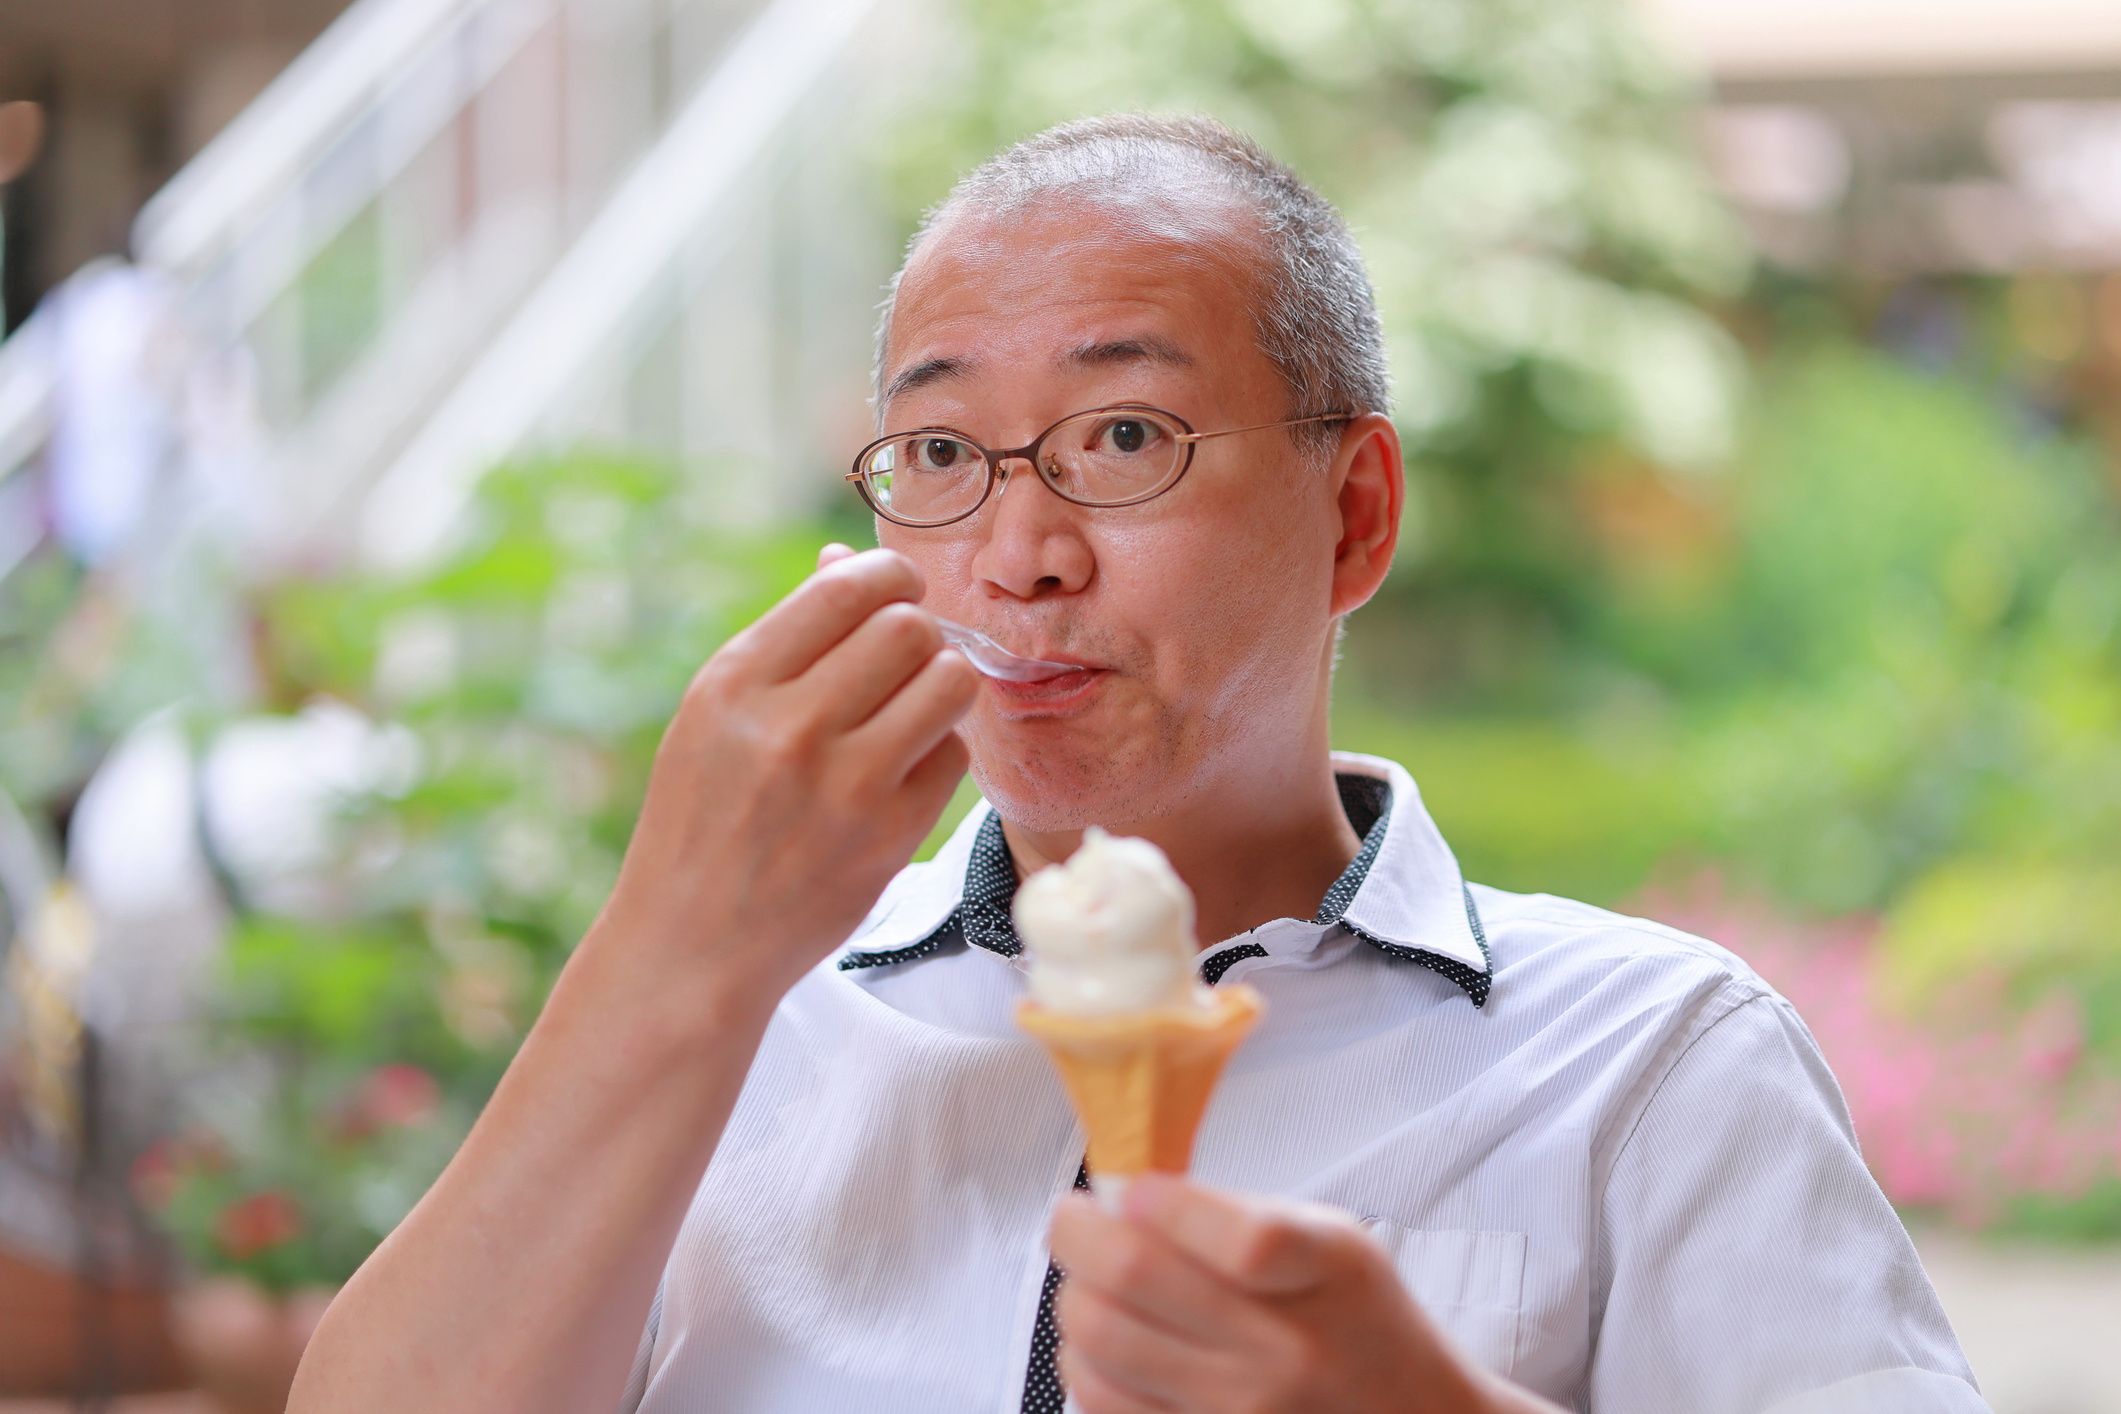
[837,752,1491,1007]
[1315,752,1492,1006]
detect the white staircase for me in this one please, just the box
[0,0,911,578]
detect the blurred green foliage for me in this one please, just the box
[1330,705,1696,906]
[123,454,826,1286]
[265,459,792,937]
[2009,1179,2121,1246]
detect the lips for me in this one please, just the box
[984,664,1107,711]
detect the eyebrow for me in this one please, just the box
[879,335,1194,410]
[881,355,974,406]
[1063,335,1194,371]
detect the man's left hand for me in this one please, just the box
[1049,1174,1564,1414]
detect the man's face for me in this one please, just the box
[875,197,1356,832]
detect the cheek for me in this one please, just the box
[1095,495,1332,690]
[1087,518,1217,646]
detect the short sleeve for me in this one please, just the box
[1590,992,1985,1413]
[613,1279,663,1414]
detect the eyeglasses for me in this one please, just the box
[846,404,1350,528]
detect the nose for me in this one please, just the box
[970,453,1095,602]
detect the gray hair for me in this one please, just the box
[875,114,1390,452]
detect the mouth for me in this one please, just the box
[983,662,1108,710]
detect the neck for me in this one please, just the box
[999,730,1360,951]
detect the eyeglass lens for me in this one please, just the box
[861,410,1183,525]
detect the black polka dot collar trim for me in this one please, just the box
[838,757,1493,1008]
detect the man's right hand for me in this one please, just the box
[289,544,977,1414]
[592,544,979,1015]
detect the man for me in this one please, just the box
[291,116,1983,1413]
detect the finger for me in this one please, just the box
[1050,1193,1259,1349]
[900,729,970,817]
[1055,1275,1226,1407]
[796,601,949,735]
[816,541,858,571]
[846,648,980,780]
[871,729,968,860]
[724,549,924,684]
[1123,1174,1352,1295]
[1055,1343,1180,1414]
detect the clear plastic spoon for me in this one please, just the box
[935,617,1079,683]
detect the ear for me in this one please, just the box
[1327,414,1403,618]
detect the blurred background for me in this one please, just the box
[0,0,2117,1409]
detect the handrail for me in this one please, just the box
[0,312,51,486]
[0,0,875,570]
[0,782,54,950]
[133,0,475,279]
[359,0,893,570]
[0,0,501,491]
[142,0,556,342]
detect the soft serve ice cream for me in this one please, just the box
[1013,828,1209,1017]
[1011,828,1262,1193]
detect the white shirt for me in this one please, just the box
[620,752,1985,1414]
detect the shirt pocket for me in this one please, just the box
[1356,1220,1527,1379]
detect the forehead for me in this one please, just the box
[881,195,1275,415]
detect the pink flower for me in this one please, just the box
[129,1132,229,1211]
[336,1063,443,1141]
[215,1191,302,1259]
[130,1139,183,1212]
[1637,876,2121,1226]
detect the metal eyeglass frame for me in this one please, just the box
[846,403,1352,528]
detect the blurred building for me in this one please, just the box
[1643,0,2121,278]
[0,0,357,333]
[0,0,914,602]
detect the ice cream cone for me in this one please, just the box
[1016,984,1263,1186]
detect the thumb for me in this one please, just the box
[816,541,859,571]
[1124,1173,1356,1295]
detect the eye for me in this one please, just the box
[1092,418,1167,456]
[914,437,968,470]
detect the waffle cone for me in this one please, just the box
[1015,985,1263,1180]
